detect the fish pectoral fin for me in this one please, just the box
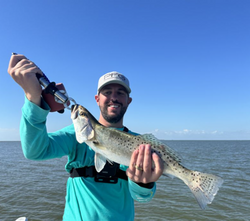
[88,128,95,140]
[94,153,107,172]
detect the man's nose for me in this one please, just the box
[110,92,119,101]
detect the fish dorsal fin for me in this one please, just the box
[138,134,182,162]
[137,134,161,143]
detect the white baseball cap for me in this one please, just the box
[97,71,131,94]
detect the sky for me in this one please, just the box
[0,0,249,141]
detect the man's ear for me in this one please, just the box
[128,97,132,105]
[95,95,100,104]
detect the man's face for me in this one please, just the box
[95,84,132,124]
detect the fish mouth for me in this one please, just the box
[71,104,77,112]
[71,105,79,120]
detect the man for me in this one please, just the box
[8,54,163,220]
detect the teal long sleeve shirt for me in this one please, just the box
[20,97,156,221]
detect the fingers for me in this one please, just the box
[135,145,145,177]
[8,54,42,77]
[126,147,142,183]
[127,144,159,184]
[126,144,164,184]
[128,149,138,175]
[7,53,43,106]
[143,145,152,174]
[8,54,27,73]
[152,152,164,178]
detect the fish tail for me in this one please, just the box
[185,171,224,210]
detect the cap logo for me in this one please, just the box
[98,71,131,94]
[104,72,126,82]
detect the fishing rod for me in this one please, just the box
[12,53,76,113]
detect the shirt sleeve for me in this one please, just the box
[20,96,76,160]
[128,179,156,203]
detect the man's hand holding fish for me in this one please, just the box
[127,144,164,184]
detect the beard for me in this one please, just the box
[99,102,128,124]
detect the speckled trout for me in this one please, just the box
[71,104,223,209]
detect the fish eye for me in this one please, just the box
[80,112,87,117]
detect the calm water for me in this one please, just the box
[0,141,249,221]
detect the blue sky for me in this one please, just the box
[0,0,249,141]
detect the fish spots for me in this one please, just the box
[114,135,137,152]
[134,134,182,162]
[134,137,141,142]
[191,186,200,193]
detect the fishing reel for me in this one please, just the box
[37,74,76,113]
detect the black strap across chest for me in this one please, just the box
[70,127,129,184]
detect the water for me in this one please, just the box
[0,141,249,221]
